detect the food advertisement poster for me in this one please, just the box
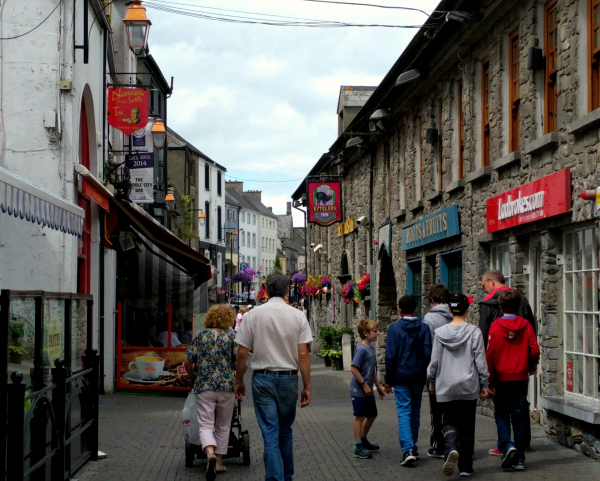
[118,349,193,391]
[107,87,149,136]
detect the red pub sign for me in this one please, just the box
[486,169,571,233]
[107,87,149,136]
[308,182,342,226]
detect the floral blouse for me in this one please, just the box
[187,328,237,393]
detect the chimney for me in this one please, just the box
[286,202,292,215]
[226,181,244,193]
[268,207,273,212]
[246,190,262,201]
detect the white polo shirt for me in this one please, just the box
[236,297,313,371]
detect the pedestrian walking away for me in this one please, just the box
[427,293,489,478]
[384,295,432,468]
[184,305,238,481]
[422,283,452,459]
[349,319,385,460]
[234,272,313,481]
[487,289,540,471]
[479,269,536,454]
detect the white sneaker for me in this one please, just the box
[443,450,459,476]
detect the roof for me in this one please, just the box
[226,187,260,213]
[167,128,227,171]
[225,191,241,207]
[242,193,278,219]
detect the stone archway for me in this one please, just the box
[376,250,397,379]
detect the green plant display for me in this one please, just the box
[178,195,198,242]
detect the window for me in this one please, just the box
[509,29,520,152]
[590,0,600,110]
[482,59,491,166]
[490,243,512,287]
[262,237,265,250]
[252,257,256,270]
[241,255,245,263]
[217,171,222,196]
[253,214,256,225]
[227,209,232,220]
[438,99,443,190]
[252,234,256,248]
[204,201,210,239]
[247,232,250,246]
[240,212,244,223]
[564,227,600,399]
[205,164,210,190]
[407,260,422,319]
[217,206,222,241]
[241,232,245,246]
[232,210,236,221]
[545,0,558,131]
[262,218,264,227]
[458,80,464,179]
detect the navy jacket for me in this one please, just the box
[385,317,432,386]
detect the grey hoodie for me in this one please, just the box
[427,323,489,402]
[423,305,453,338]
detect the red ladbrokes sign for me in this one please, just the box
[486,169,571,233]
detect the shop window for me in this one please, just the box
[509,28,520,152]
[407,260,422,319]
[482,59,491,167]
[441,250,463,294]
[490,243,512,287]
[563,227,600,399]
[590,0,600,110]
[545,0,558,132]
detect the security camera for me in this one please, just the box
[310,243,315,248]
[313,244,324,253]
[356,216,368,226]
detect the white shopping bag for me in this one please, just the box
[181,392,200,445]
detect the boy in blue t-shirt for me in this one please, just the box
[350,319,385,459]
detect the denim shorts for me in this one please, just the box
[352,395,378,418]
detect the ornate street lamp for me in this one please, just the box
[123,0,152,55]
[198,209,206,227]
[151,119,166,150]
[165,191,174,202]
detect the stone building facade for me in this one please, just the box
[294,0,600,458]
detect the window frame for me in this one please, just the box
[204,163,210,190]
[482,58,491,167]
[490,243,512,287]
[217,171,222,196]
[545,0,558,132]
[509,28,520,152]
[217,206,222,241]
[204,201,210,239]
[589,0,600,111]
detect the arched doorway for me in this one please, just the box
[77,99,92,294]
[377,250,397,327]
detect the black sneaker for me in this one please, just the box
[501,447,517,469]
[361,437,380,451]
[401,450,417,467]
[443,450,459,476]
[428,447,444,458]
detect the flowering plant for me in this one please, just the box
[356,272,370,292]
[341,282,358,304]
[318,274,331,288]
[301,275,320,297]
[224,277,231,284]
[291,272,307,283]
[231,267,256,283]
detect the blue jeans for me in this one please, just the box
[493,380,528,463]
[252,372,298,481]
[394,384,424,454]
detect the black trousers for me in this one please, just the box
[441,399,477,472]
[428,391,445,452]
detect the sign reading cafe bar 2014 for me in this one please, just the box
[401,205,461,250]
[308,182,342,226]
[486,169,571,233]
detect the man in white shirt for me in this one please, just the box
[235,272,312,481]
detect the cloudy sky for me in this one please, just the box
[148,0,441,224]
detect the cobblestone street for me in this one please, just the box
[76,356,600,481]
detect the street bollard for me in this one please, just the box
[342,334,352,372]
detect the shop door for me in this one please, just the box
[528,238,543,411]
[441,250,463,294]
[408,261,422,319]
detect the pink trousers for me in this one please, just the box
[196,390,235,455]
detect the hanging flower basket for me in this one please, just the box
[356,272,371,299]
[341,282,360,304]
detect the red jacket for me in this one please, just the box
[486,315,540,388]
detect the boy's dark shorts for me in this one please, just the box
[352,395,378,418]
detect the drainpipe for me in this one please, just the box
[369,151,376,320]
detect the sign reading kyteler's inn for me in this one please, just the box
[401,205,461,251]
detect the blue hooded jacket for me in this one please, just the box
[385,317,432,386]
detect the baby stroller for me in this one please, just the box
[183,398,250,467]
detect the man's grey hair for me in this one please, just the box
[483,269,505,284]
[265,272,289,298]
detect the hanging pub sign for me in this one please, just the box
[126,152,154,203]
[108,87,149,136]
[486,169,571,233]
[308,181,342,226]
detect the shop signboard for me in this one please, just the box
[107,87,149,136]
[401,205,461,251]
[308,181,342,226]
[125,152,154,203]
[486,169,571,233]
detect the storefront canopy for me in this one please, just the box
[0,166,84,236]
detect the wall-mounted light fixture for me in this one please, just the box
[395,69,421,87]
[345,137,364,149]
[123,0,152,55]
[151,118,166,150]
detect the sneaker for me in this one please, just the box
[361,437,380,451]
[488,448,503,456]
[428,447,444,458]
[501,447,517,469]
[443,450,459,476]
[205,454,217,481]
[514,461,526,471]
[353,446,373,459]
[401,450,417,467]
[413,449,420,459]
[459,470,475,477]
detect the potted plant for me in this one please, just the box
[8,322,27,364]
[324,347,343,370]
[318,326,337,367]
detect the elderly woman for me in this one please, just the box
[184,305,236,480]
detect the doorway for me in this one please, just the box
[528,238,543,411]
[407,260,422,319]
